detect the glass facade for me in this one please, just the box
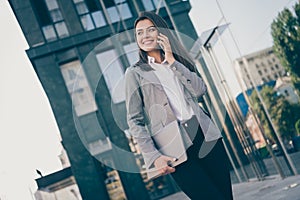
[31,0,69,41]
[16,0,194,198]
[123,42,139,66]
[73,0,133,31]
[73,0,107,30]
[60,60,98,116]
[43,0,69,41]
[96,49,125,104]
[104,0,133,23]
[142,0,165,11]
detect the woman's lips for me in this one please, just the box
[143,40,155,45]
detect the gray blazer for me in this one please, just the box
[125,60,222,169]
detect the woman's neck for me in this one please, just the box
[147,50,163,63]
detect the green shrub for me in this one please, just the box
[296,119,300,135]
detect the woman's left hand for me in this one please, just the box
[157,33,175,65]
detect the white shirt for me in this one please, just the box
[148,56,194,121]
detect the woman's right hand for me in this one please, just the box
[154,155,176,175]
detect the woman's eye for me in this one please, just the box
[148,28,156,32]
[137,32,143,36]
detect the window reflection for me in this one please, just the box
[42,25,57,41]
[123,43,139,66]
[80,14,95,30]
[42,0,69,41]
[91,11,106,27]
[117,3,132,20]
[73,0,107,31]
[142,0,165,11]
[107,6,120,23]
[60,60,98,116]
[55,22,69,37]
[96,49,125,104]
[104,0,132,23]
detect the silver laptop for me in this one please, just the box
[146,120,188,180]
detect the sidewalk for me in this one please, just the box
[161,175,300,200]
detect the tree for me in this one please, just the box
[272,95,297,140]
[271,2,300,94]
[249,87,276,141]
[249,86,299,142]
[296,119,300,135]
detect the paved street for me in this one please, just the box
[162,151,300,200]
[162,174,300,200]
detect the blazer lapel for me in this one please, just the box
[133,65,164,91]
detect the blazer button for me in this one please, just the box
[172,66,176,71]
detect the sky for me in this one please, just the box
[0,0,298,199]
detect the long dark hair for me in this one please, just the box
[134,11,196,72]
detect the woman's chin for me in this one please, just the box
[142,46,160,52]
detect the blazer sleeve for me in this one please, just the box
[169,60,207,98]
[125,68,162,169]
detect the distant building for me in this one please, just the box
[10,0,252,198]
[274,76,299,104]
[34,167,82,200]
[245,113,265,149]
[235,47,286,89]
[58,148,71,169]
[235,73,299,150]
[9,0,200,199]
[235,81,276,149]
[235,80,276,117]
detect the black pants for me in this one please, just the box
[171,119,233,200]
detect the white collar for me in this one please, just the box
[147,56,168,65]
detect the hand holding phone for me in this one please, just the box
[157,33,175,64]
[157,38,164,51]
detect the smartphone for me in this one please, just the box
[157,37,164,51]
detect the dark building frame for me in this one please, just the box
[9,0,247,199]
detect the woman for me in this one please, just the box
[125,11,233,199]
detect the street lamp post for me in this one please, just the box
[242,57,298,176]
[217,34,286,179]
[204,41,267,181]
[215,0,294,178]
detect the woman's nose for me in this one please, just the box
[142,31,150,38]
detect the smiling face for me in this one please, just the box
[135,19,159,53]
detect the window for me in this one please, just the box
[123,43,139,66]
[32,0,69,41]
[95,44,138,104]
[255,64,259,69]
[96,49,125,104]
[268,60,272,65]
[247,57,254,62]
[275,64,279,69]
[104,0,132,23]
[31,0,52,25]
[73,0,106,31]
[258,70,262,76]
[284,90,289,96]
[142,0,165,11]
[60,60,98,116]
[246,74,250,80]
